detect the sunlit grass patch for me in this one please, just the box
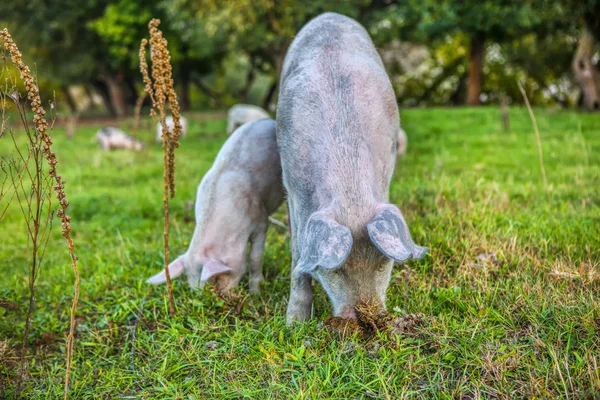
[1,107,599,398]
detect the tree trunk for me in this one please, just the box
[499,93,510,133]
[240,56,256,103]
[61,85,77,113]
[192,76,224,108]
[417,56,463,105]
[573,25,600,111]
[65,112,79,140]
[103,70,129,117]
[450,74,467,105]
[125,76,138,107]
[262,46,287,111]
[262,81,277,110]
[467,32,485,106]
[83,85,98,110]
[180,64,191,111]
[91,80,116,117]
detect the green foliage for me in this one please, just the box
[0,0,109,84]
[1,0,598,109]
[1,109,599,397]
[372,0,566,44]
[89,0,157,70]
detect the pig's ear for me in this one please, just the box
[297,214,353,273]
[146,254,186,284]
[368,206,428,263]
[200,259,232,282]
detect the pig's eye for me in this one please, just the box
[377,265,386,272]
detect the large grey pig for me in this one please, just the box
[146,118,284,293]
[227,104,270,135]
[277,13,428,323]
[97,127,144,151]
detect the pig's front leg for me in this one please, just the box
[286,270,313,324]
[248,219,268,293]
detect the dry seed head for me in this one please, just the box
[142,19,182,198]
[140,18,181,317]
[0,29,72,235]
[139,39,155,109]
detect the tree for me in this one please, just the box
[0,0,120,113]
[159,0,229,110]
[89,0,170,116]
[568,0,600,110]
[189,0,312,108]
[189,0,377,109]
[371,0,550,106]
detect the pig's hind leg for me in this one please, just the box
[248,217,268,293]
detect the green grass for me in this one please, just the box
[1,107,599,399]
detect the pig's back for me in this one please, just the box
[195,118,283,226]
[278,13,398,219]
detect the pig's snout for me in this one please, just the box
[335,298,385,320]
[336,305,357,320]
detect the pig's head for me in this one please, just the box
[296,205,427,319]
[146,254,232,290]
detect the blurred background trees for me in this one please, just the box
[1,0,599,115]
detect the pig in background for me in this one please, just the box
[277,13,428,324]
[397,126,407,155]
[97,127,144,151]
[227,104,270,135]
[146,118,284,293]
[156,115,188,142]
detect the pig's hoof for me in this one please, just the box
[249,275,264,294]
[286,308,312,325]
[249,285,261,294]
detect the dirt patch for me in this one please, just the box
[0,340,18,388]
[325,299,425,340]
[0,300,19,311]
[324,317,366,339]
[390,313,425,336]
[0,340,13,365]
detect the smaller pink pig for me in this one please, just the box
[146,118,284,293]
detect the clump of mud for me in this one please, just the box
[355,300,393,334]
[0,341,11,364]
[324,317,365,338]
[325,299,425,340]
[389,313,425,336]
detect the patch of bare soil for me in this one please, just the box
[325,299,425,340]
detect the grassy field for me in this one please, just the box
[0,107,599,398]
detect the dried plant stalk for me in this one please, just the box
[0,28,80,400]
[140,19,183,316]
[132,91,146,138]
[517,81,549,196]
[149,19,182,198]
[2,89,55,395]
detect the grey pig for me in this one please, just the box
[146,118,284,293]
[227,104,270,135]
[156,115,188,142]
[397,127,407,156]
[97,127,144,151]
[277,13,428,323]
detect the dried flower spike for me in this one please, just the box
[145,19,182,198]
[139,18,183,317]
[1,28,80,400]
